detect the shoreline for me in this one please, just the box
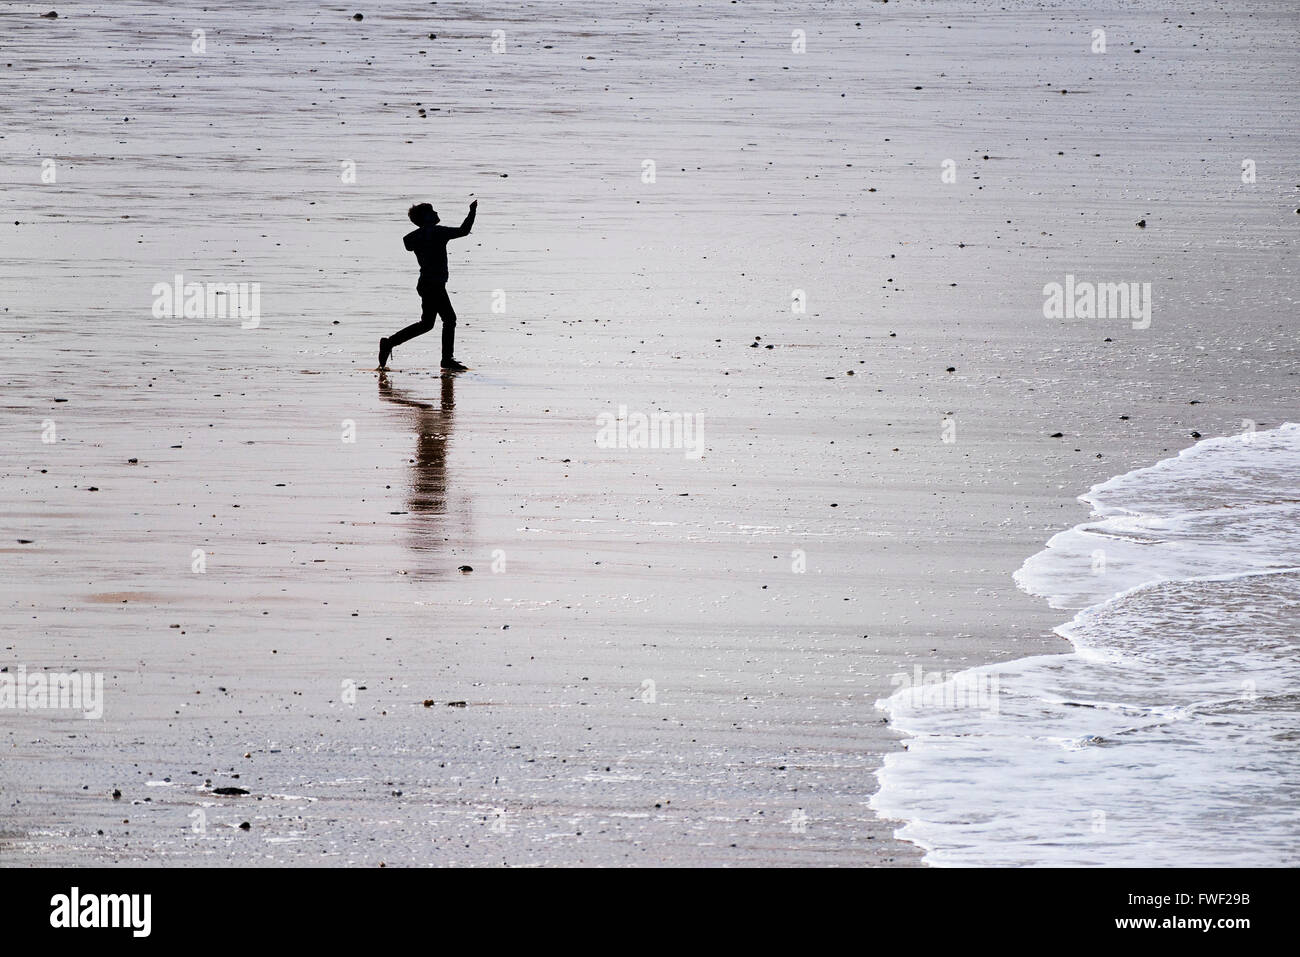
[874,423,1300,866]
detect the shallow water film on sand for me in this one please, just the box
[1,1,1297,868]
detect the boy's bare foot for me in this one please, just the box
[440,357,468,372]
[378,337,392,369]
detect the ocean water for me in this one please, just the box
[872,423,1300,866]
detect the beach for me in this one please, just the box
[1,0,1296,866]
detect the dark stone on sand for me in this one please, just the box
[239,821,251,830]
[1136,219,1146,228]
[1050,432,1063,438]
[352,12,363,20]
[41,10,58,18]
[447,701,467,708]
[213,786,249,796]
[458,565,473,572]
[946,366,955,372]
[1191,431,1201,438]
[112,789,121,799]
[422,699,434,707]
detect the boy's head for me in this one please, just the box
[408,203,439,227]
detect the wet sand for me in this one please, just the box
[1,1,1296,865]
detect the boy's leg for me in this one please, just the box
[387,316,433,349]
[381,283,439,365]
[432,286,457,362]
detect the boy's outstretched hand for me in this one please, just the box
[470,200,478,211]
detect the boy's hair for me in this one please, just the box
[408,202,436,225]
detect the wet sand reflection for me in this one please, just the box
[377,371,470,579]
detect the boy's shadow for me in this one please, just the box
[377,372,469,578]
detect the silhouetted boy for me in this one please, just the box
[379,199,476,371]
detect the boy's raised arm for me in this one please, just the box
[452,200,477,238]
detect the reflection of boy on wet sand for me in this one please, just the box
[377,372,469,579]
[379,199,477,372]
[377,371,454,516]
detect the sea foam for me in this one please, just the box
[872,423,1300,866]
